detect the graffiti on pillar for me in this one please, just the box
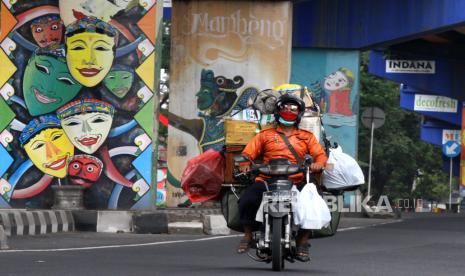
[0,0,162,209]
[291,49,360,157]
[167,69,258,153]
[167,1,293,207]
[320,68,355,116]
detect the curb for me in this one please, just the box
[0,225,8,249]
[0,210,74,236]
[0,208,229,236]
[72,209,228,235]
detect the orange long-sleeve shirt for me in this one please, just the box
[242,125,328,184]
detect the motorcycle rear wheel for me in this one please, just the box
[271,217,284,271]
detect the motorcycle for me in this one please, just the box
[233,155,313,271]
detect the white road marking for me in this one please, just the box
[0,220,402,253]
[0,234,243,253]
[337,219,402,232]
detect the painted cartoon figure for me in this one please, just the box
[103,64,135,98]
[30,15,64,48]
[168,69,257,153]
[68,154,103,187]
[322,67,354,116]
[57,98,115,154]
[23,47,82,116]
[19,115,75,178]
[65,14,118,87]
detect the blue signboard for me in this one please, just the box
[442,140,461,158]
[420,118,459,146]
[369,50,465,101]
[400,85,461,126]
[418,118,460,176]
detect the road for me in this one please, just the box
[1,213,464,275]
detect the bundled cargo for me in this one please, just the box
[224,119,259,145]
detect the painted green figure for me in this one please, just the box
[103,65,135,98]
[23,48,82,116]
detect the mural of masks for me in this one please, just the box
[19,115,75,178]
[0,1,160,210]
[65,15,118,87]
[68,154,103,187]
[30,15,64,48]
[103,64,135,98]
[57,98,115,154]
[23,47,82,116]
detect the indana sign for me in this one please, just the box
[414,94,457,113]
[385,59,435,74]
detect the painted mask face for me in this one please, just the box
[68,155,103,187]
[66,32,116,87]
[60,112,113,154]
[324,71,349,91]
[103,69,134,98]
[24,128,74,178]
[196,86,215,110]
[23,54,82,116]
[31,18,63,48]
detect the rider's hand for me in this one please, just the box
[310,163,324,173]
[239,162,251,173]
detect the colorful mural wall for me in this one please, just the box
[166,1,293,207]
[0,0,162,210]
[461,105,465,198]
[291,49,360,158]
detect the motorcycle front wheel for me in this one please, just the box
[271,217,284,271]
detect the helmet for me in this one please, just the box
[274,93,306,126]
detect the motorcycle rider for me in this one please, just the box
[237,92,328,262]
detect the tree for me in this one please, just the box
[358,52,446,201]
[413,171,449,203]
[161,20,171,70]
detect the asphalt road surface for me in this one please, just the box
[1,213,464,275]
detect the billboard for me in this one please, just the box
[166,0,292,206]
[369,49,465,102]
[400,85,461,126]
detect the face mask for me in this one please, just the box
[278,117,296,126]
[279,111,298,121]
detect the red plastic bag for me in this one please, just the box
[181,149,225,203]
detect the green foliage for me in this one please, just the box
[413,171,449,202]
[161,20,171,70]
[359,52,446,200]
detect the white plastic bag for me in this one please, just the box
[293,183,331,229]
[255,183,331,230]
[322,146,365,190]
